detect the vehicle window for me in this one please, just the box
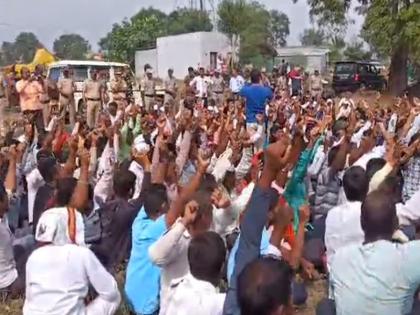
[335,63,355,74]
[48,67,61,82]
[370,65,378,74]
[359,64,370,75]
[72,66,88,82]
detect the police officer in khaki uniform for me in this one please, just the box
[110,69,128,109]
[164,68,177,105]
[83,70,103,129]
[143,68,155,111]
[57,67,76,127]
[0,72,7,136]
[211,69,225,106]
[309,70,323,100]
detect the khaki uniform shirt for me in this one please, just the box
[212,76,224,93]
[57,78,74,97]
[110,78,127,100]
[143,77,155,96]
[83,79,102,100]
[310,75,322,90]
[164,77,177,95]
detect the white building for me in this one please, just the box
[275,46,330,74]
[135,32,232,79]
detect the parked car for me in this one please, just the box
[332,61,387,93]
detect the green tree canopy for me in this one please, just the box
[53,34,90,60]
[99,7,214,66]
[268,10,290,48]
[218,0,289,66]
[1,32,40,65]
[343,41,372,60]
[167,8,213,35]
[300,28,326,46]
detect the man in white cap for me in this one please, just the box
[164,68,177,105]
[24,207,121,315]
[143,68,156,110]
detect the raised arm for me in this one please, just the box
[166,152,209,227]
[69,148,90,211]
[223,140,291,315]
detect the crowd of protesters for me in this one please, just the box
[0,60,420,315]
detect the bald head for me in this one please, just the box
[361,190,398,242]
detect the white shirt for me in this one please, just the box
[0,218,18,289]
[352,145,386,170]
[229,75,245,93]
[149,220,191,315]
[24,244,120,315]
[325,201,364,270]
[163,273,225,315]
[26,168,45,223]
[189,76,212,98]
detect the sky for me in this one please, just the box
[0,0,364,50]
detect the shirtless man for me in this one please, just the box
[57,67,76,127]
[83,70,103,129]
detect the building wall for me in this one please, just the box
[157,33,203,79]
[199,32,231,70]
[134,49,157,78]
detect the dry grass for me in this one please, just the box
[0,270,327,315]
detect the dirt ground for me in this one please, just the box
[0,272,328,315]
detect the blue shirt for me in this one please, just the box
[330,240,420,315]
[227,228,271,284]
[125,208,167,314]
[239,84,272,123]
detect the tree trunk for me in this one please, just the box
[388,43,408,96]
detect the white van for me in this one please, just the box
[47,60,141,112]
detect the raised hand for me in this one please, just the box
[182,200,199,226]
[79,148,91,169]
[211,188,231,209]
[197,149,210,174]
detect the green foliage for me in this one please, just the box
[99,7,214,66]
[1,32,40,65]
[218,0,290,65]
[343,41,372,60]
[361,0,420,62]
[300,28,326,46]
[53,34,90,60]
[269,10,290,48]
[167,8,213,35]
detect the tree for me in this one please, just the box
[343,41,372,60]
[167,8,213,35]
[268,10,290,48]
[99,7,214,66]
[99,8,167,65]
[300,28,326,46]
[218,0,280,65]
[292,0,420,95]
[53,34,90,60]
[328,35,346,63]
[1,32,40,65]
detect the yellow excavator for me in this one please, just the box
[2,47,57,77]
